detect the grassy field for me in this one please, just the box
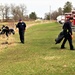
[0,22,75,75]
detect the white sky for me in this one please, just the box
[0,0,75,18]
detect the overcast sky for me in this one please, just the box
[0,0,75,18]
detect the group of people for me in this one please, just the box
[17,17,75,50]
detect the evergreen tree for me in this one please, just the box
[63,1,73,13]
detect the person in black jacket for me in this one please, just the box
[61,17,74,50]
[16,19,26,44]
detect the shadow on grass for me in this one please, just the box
[51,46,60,50]
[1,41,19,45]
[1,41,26,45]
[1,42,8,45]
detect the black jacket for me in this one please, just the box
[63,20,72,35]
[16,22,26,31]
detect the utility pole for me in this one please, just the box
[50,5,51,21]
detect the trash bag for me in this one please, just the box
[55,31,64,44]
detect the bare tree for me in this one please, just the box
[51,10,58,20]
[58,7,63,15]
[0,4,5,21]
[11,4,27,21]
[11,4,20,21]
[4,4,10,21]
[19,4,27,19]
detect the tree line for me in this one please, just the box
[0,1,73,21]
[0,3,38,22]
[45,1,73,20]
[0,4,27,22]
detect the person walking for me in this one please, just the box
[16,19,26,44]
[61,17,74,50]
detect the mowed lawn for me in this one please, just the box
[0,22,75,75]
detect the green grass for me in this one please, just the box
[0,22,75,75]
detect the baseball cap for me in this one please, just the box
[19,18,22,21]
[69,17,73,20]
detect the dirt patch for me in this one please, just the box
[42,56,60,60]
[0,35,16,51]
[26,21,51,29]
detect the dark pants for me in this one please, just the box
[19,31,25,43]
[61,33,74,50]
